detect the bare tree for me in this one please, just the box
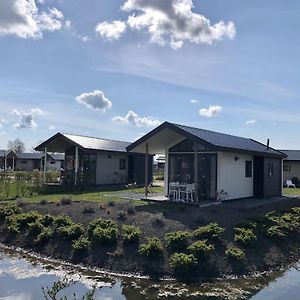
[7,138,25,153]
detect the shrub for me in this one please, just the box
[138,237,164,258]
[34,228,53,245]
[82,206,95,214]
[28,221,45,237]
[266,225,287,238]
[234,227,257,245]
[151,214,165,227]
[108,201,115,207]
[126,205,136,215]
[60,197,72,205]
[5,211,41,233]
[194,223,225,240]
[40,214,55,227]
[165,231,191,251]
[53,214,74,227]
[169,253,198,276]
[87,219,118,245]
[0,204,21,221]
[39,199,48,205]
[117,211,126,220]
[187,240,214,258]
[226,244,245,260]
[56,224,84,240]
[72,236,91,256]
[16,198,26,207]
[122,225,141,244]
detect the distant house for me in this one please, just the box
[127,122,286,201]
[47,153,65,171]
[0,150,17,171]
[35,133,152,186]
[280,150,300,184]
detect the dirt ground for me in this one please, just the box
[1,196,300,279]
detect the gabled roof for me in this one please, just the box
[16,152,45,160]
[0,149,16,158]
[127,121,286,158]
[35,132,131,153]
[280,150,300,161]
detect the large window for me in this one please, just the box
[120,158,126,170]
[283,165,291,172]
[245,161,253,178]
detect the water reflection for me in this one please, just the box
[0,245,300,300]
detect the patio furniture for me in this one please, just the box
[169,182,180,200]
[180,183,195,202]
[286,180,296,188]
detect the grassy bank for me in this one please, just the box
[1,195,300,281]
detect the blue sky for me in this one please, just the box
[0,0,299,151]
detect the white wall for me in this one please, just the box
[16,159,35,171]
[96,152,128,185]
[47,160,62,171]
[217,152,254,200]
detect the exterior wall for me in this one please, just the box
[47,160,63,171]
[96,152,128,185]
[217,152,254,200]
[263,158,282,197]
[283,160,300,182]
[15,159,35,171]
[164,148,169,196]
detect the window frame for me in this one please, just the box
[245,160,253,178]
[119,158,126,170]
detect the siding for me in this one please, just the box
[96,152,128,185]
[15,159,35,171]
[217,152,254,200]
[283,161,300,182]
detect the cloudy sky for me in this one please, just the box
[0,0,299,151]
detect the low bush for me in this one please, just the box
[108,201,115,207]
[0,204,21,221]
[122,225,141,244]
[72,236,91,256]
[53,214,74,227]
[82,206,95,214]
[60,197,72,205]
[151,214,165,227]
[194,223,225,240]
[87,219,118,245]
[28,221,45,237]
[34,228,53,245]
[5,211,41,233]
[126,205,136,215]
[165,231,191,251]
[234,227,257,245]
[39,199,48,205]
[117,211,126,220]
[169,253,198,276]
[40,214,55,227]
[226,244,245,260]
[187,240,214,258]
[56,223,84,240]
[138,237,164,258]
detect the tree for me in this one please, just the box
[7,138,25,153]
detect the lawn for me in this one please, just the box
[283,188,300,196]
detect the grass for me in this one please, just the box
[284,188,300,196]
[1,185,163,206]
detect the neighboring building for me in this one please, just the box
[0,150,17,171]
[127,122,286,201]
[15,152,45,171]
[35,133,152,186]
[280,150,300,184]
[47,153,65,171]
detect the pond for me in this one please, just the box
[0,245,299,300]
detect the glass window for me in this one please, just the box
[120,158,126,170]
[268,162,274,177]
[283,165,291,172]
[245,161,252,178]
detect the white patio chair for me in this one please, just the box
[169,182,180,200]
[286,180,296,188]
[180,183,195,202]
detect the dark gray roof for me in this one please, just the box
[16,152,45,160]
[280,150,300,161]
[0,150,15,157]
[62,133,131,152]
[172,123,284,157]
[49,153,65,160]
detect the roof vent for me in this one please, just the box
[267,139,270,150]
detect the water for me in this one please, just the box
[0,245,300,300]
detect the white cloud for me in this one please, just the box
[112,110,161,127]
[190,99,199,104]
[75,90,112,112]
[11,107,43,129]
[0,131,7,136]
[96,0,236,49]
[0,0,69,39]
[199,105,222,117]
[95,21,126,41]
[245,119,257,125]
[49,125,55,130]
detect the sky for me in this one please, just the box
[0,0,300,151]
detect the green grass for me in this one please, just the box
[283,188,300,196]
